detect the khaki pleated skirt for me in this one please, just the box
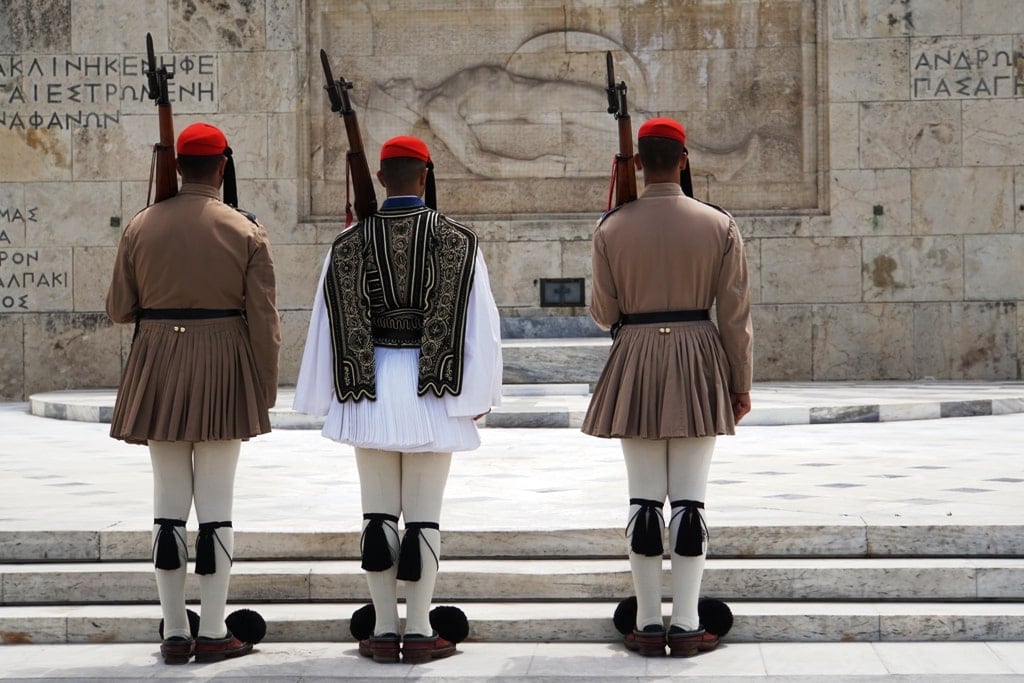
[582,321,735,439]
[110,317,271,445]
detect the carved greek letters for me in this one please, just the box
[912,45,1024,100]
[0,52,218,130]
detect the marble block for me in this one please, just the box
[501,338,609,384]
[0,531,99,563]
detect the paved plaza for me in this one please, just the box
[2,382,1024,680]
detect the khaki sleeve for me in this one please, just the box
[245,225,281,408]
[589,227,620,331]
[105,225,139,324]
[715,219,753,393]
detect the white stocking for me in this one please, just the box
[400,451,451,637]
[149,441,194,640]
[193,440,241,639]
[621,438,668,631]
[667,437,715,631]
[355,448,402,636]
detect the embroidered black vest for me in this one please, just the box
[323,206,478,402]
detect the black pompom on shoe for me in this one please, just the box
[226,608,267,645]
[429,605,469,644]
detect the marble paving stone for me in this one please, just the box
[873,641,1016,675]
[761,641,889,675]
[987,641,1024,674]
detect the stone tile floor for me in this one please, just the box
[3,382,1024,679]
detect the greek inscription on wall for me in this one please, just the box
[0,53,217,130]
[911,39,1024,100]
[0,249,67,311]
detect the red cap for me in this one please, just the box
[176,122,228,156]
[380,135,431,162]
[637,117,686,146]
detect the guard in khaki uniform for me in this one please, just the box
[106,122,280,664]
[582,118,752,657]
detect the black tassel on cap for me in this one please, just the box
[670,499,707,557]
[424,161,437,210]
[195,520,232,575]
[222,147,238,208]
[627,498,664,557]
[361,513,399,572]
[397,521,440,582]
[680,146,693,197]
[153,518,186,570]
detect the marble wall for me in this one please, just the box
[0,0,1021,400]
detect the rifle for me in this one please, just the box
[604,52,694,206]
[605,51,637,210]
[320,49,377,225]
[145,32,178,204]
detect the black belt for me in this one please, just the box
[611,309,709,339]
[138,308,243,320]
[620,309,709,325]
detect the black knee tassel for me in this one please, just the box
[670,500,707,557]
[397,522,440,582]
[361,513,399,572]
[627,498,665,557]
[195,521,233,575]
[153,518,186,570]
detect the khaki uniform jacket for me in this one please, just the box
[107,183,280,407]
[590,182,752,394]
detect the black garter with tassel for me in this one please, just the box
[153,518,186,570]
[361,513,399,572]
[669,499,708,557]
[627,498,665,557]
[195,521,232,575]
[397,522,440,582]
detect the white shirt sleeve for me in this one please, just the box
[443,249,503,417]
[292,251,335,417]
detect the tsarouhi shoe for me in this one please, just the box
[358,633,400,663]
[401,633,456,664]
[159,636,194,664]
[193,634,253,663]
[623,624,666,657]
[667,625,719,657]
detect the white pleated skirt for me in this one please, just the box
[319,346,482,453]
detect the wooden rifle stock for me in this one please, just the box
[145,33,177,204]
[605,52,637,209]
[320,49,377,224]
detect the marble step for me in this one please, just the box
[5,524,1023,563]
[3,558,1024,605]
[3,601,1024,645]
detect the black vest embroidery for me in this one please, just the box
[323,206,478,402]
